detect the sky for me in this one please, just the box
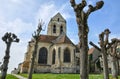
[0,0,120,73]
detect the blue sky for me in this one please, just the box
[0,0,120,73]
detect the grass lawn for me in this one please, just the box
[0,74,18,79]
[20,74,120,79]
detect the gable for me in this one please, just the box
[38,33,74,45]
[52,33,74,45]
[51,13,66,22]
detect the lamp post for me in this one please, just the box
[1,32,19,79]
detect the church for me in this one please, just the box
[18,13,80,73]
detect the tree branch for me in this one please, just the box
[86,1,104,16]
[89,41,101,51]
[70,0,76,7]
[70,0,86,12]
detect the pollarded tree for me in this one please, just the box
[1,33,19,79]
[70,0,104,79]
[109,38,120,79]
[90,29,112,79]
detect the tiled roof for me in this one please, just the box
[38,35,57,43]
[52,33,73,44]
[88,47,95,55]
[38,33,74,45]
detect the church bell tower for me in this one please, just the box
[47,13,66,36]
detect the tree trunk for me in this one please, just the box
[79,24,89,79]
[1,43,11,79]
[117,59,120,75]
[28,41,38,79]
[111,57,118,79]
[102,48,109,79]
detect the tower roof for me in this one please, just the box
[51,12,66,22]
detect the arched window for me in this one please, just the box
[52,49,56,64]
[38,47,48,64]
[64,48,71,62]
[60,26,63,34]
[53,25,56,33]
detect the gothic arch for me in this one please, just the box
[38,47,48,64]
[64,48,71,63]
[52,49,56,64]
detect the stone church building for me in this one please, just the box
[18,13,79,73]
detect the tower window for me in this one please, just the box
[60,26,63,34]
[57,18,60,22]
[53,25,56,33]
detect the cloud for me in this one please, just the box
[35,1,72,24]
[0,18,34,36]
[109,34,120,42]
[35,1,73,34]
[0,15,34,73]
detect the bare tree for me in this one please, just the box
[99,29,110,79]
[90,29,111,79]
[70,0,104,79]
[1,33,19,79]
[28,21,43,79]
[109,38,120,79]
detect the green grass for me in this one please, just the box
[20,74,120,79]
[20,74,79,79]
[0,74,18,79]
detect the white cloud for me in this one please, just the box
[10,0,22,4]
[35,1,72,24]
[109,34,120,42]
[0,15,34,73]
[0,18,34,37]
[35,1,73,34]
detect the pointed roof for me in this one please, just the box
[38,35,57,43]
[38,33,74,45]
[52,33,74,44]
[51,12,66,22]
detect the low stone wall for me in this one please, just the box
[35,65,51,73]
[51,67,76,73]
[20,67,29,73]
